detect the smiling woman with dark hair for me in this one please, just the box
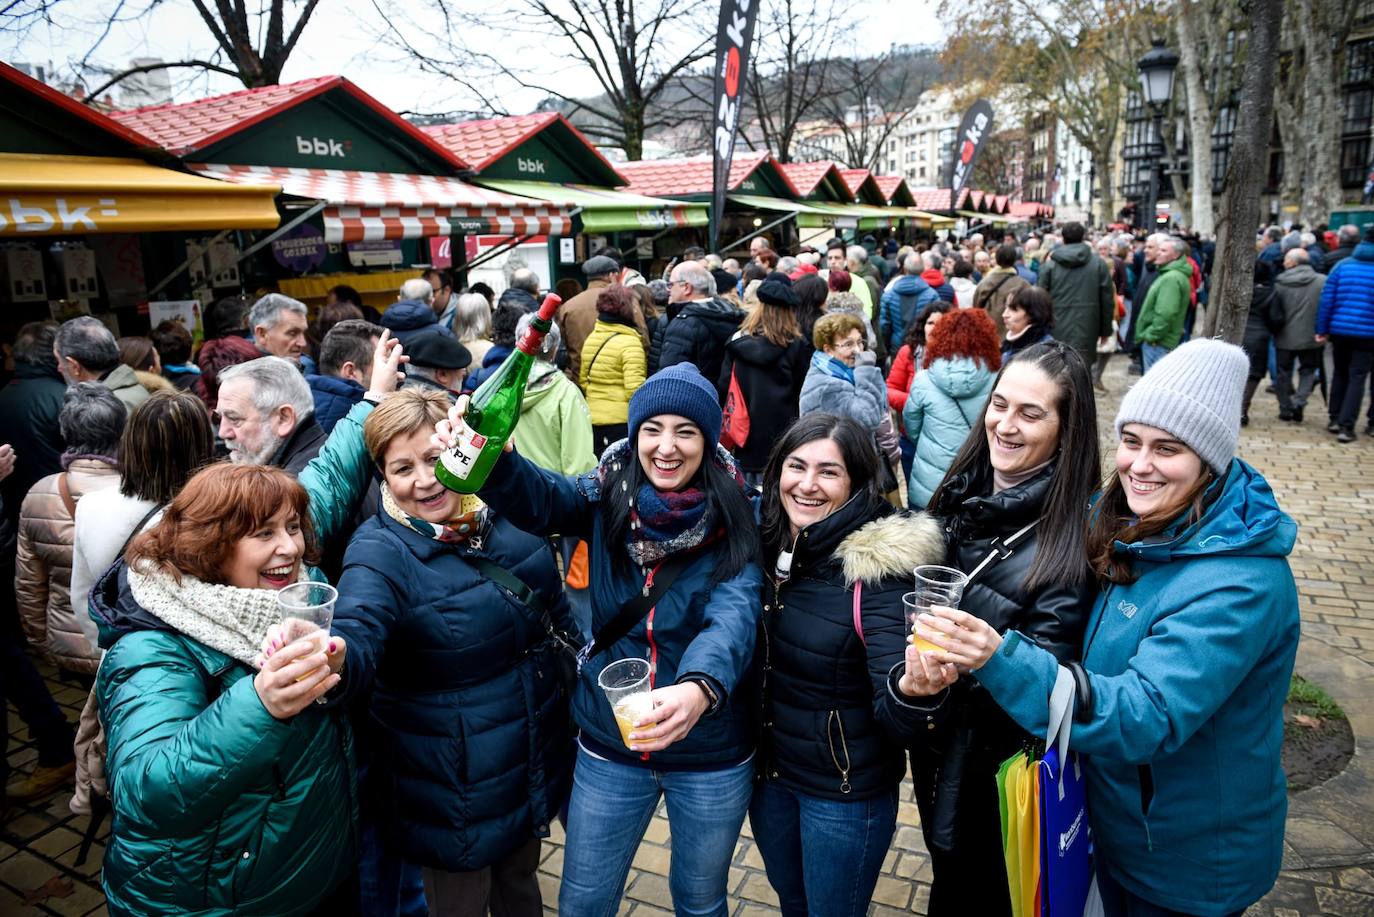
[435,362,761,917]
[750,413,943,916]
[889,340,1099,917]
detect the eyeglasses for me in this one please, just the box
[832,337,866,353]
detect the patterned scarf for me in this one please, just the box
[810,349,855,385]
[380,483,487,545]
[594,438,748,568]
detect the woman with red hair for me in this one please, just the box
[90,463,355,916]
[902,308,1001,508]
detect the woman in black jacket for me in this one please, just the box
[718,279,812,484]
[1240,259,1277,426]
[889,341,1100,917]
[750,413,944,916]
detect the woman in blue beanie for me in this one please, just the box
[922,338,1301,917]
[434,362,761,917]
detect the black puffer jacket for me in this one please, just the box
[900,463,1091,849]
[718,332,812,473]
[757,495,944,800]
[658,297,746,386]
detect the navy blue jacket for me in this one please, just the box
[481,450,763,768]
[328,511,574,871]
[1317,241,1374,340]
[380,300,455,348]
[306,374,366,434]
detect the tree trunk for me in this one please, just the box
[1175,3,1215,236]
[1296,8,1346,225]
[1205,0,1282,344]
[1095,141,1116,225]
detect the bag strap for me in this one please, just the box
[57,473,77,518]
[852,580,865,646]
[469,556,549,619]
[964,519,1039,585]
[582,332,618,387]
[117,504,164,560]
[578,552,693,666]
[1046,665,1076,800]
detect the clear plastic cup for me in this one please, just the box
[277,582,337,659]
[598,658,654,748]
[906,565,970,653]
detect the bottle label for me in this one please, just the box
[440,430,488,481]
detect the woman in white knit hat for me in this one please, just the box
[918,338,1301,917]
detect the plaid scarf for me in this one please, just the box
[594,438,747,568]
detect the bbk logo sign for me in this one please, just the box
[296,136,352,158]
[0,197,112,232]
[517,157,547,174]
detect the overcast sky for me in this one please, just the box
[6,0,944,117]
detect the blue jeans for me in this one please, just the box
[558,745,753,917]
[748,781,898,917]
[1140,343,1170,374]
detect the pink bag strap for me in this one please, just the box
[852,580,865,645]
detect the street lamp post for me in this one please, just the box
[1137,39,1179,232]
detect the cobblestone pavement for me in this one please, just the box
[4,354,1374,916]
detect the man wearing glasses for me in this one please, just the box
[655,262,745,385]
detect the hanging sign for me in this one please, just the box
[710,0,760,252]
[271,223,327,273]
[947,99,995,211]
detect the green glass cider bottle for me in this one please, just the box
[433,292,562,494]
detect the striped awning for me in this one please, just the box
[188,163,573,243]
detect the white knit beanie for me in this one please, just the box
[1115,338,1247,474]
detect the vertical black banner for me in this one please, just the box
[947,99,995,212]
[711,0,759,252]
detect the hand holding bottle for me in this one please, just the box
[431,395,515,455]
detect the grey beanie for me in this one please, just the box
[1115,338,1247,474]
[1281,231,1302,252]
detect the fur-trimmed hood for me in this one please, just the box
[836,510,944,585]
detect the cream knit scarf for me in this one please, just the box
[127,562,306,666]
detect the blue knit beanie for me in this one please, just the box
[1115,337,1247,474]
[628,362,722,451]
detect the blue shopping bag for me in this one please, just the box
[1038,746,1092,917]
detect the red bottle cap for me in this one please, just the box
[537,293,562,321]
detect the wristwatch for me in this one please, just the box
[686,677,720,713]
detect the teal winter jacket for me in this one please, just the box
[92,566,358,916]
[903,356,994,509]
[973,459,1299,916]
[298,398,376,546]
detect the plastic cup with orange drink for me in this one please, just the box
[904,565,970,654]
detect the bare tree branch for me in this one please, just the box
[84,58,239,100]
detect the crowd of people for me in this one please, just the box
[1,213,1366,917]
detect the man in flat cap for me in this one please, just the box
[401,333,472,401]
[555,254,651,383]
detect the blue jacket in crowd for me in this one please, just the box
[380,299,455,348]
[973,459,1300,917]
[327,510,575,871]
[902,356,994,509]
[1316,241,1374,340]
[464,344,513,393]
[879,275,940,353]
[305,373,366,434]
[480,449,763,768]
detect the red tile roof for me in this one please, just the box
[1009,201,1052,218]
[423,112,624,182]
[910,188,970,212]
[1,61,158,151]
[111,76,468,170]
[837,168,873,196]
[616,151,789,197]
[872,175,909,204]
[779,161,849,199]
[969,189,985,210]
[991,194,1009,213]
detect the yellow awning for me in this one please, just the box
[0,153,281,236]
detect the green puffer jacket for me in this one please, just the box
[93,565,358,917]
